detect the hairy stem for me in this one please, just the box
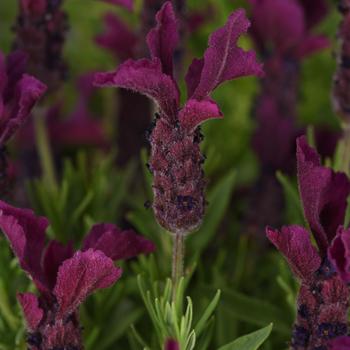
[172,233,184,301]
[34,108,58,192]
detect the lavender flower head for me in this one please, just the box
[0,200,154,349]
[13,0,68,91]
[266,136,350,349]
[95,2,263,234]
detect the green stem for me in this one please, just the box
[341,124,350,176]
[172,233,184,301]
[34,107,58,192]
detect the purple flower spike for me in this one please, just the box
[266,225,321,281]
[165,339,179,350]
[0,200,154,349]
[330,336,350,349]
[0,51,46,145]
[329,226,350,283]
[95,2,262,234]
[297,136,350,254]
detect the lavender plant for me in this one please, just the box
[2,0,350,349]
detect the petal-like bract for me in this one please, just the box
[0,74,47,144]
[43,240,74,290]
[82,223,155,261]
[95,13,137,59]
[54,249,122,317]
[266,225,321,281]
[190,9,263,100]
[297,136,350,254]
[94,58,179,119]
[178,98,222,132]
[0,200,49,290]
[329,227,350,283]
[146,1,179,77]
[17,292,43,331]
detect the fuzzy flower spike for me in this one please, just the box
[0,200,154,349]
[266,136,350,349]
[95,2,263,235]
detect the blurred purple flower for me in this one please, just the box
[95,2,263,234]
[0,50,46,145]
[96,13,138,60]
[0,200,154,349]
[13,0,69,91]
[250,0,329,57]
[250,0,329,174]
[247,0,330,239]
[47,73,107,149]
[17,73,107,151]
[266,136,350,349]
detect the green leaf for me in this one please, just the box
[344,195,350,228]
[276,171,304,226]
[194,290,221,337]
[217,323,273,350]
[218,288,290,335]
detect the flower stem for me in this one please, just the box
[34,107,58,192]
[172,233,184,301]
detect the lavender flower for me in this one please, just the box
[13,0,68,91]
[266,136,350,349]
[95,2,262,234]
[0,200,154,349]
